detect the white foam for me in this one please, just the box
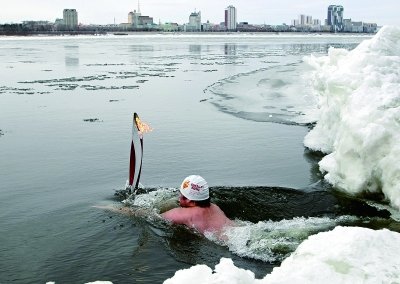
[123,187,177,210]
[303,26,400,210]
[207,216,356,262]
[164,226,400,284]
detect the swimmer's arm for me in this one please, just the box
[161,208,189,224]
[92,204,153,217]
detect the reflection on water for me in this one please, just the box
[189,44,201,53]
[224,43,237,55]
[278,43,359,55]
[129,45,155,53]
[64,45,79,67]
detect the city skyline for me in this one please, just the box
[0,0,399,26]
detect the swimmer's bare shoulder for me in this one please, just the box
[161,207,192,223]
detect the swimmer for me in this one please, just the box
[162,175,234,235]
[95,175,234,237]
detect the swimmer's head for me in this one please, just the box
[179,175,209,201]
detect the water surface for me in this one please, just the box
[2,33,394,284]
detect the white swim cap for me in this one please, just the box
[179,175,209,201]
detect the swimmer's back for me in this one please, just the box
[162,203,233,234]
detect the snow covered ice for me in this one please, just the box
[303,26,400,210]
[164,226,400,284]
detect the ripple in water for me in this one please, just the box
[204,62,318,126]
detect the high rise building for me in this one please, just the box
[299,14,306,26]
[327,5,344,32]
[225,5,237,31]
[128,0,141,27]
[313,19,321,26]
[187,11,201,31]
[306,16,313,25]
[63,9,78,30]
[293,14,313,27]
[128,12,134,24]
[127,0,153,29]
[128,10,141,26]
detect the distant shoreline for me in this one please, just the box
[0,30,106,36]
[0,30,376,37]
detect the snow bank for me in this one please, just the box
[164,226,400,284]
[303,26,400,209]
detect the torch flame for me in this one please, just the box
[135,116,153,134]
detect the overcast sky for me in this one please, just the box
[1,0,398,26]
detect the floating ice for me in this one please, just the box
[303,26,400,209]
[164,226,400,284]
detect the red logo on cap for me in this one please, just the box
[191,183,202,191]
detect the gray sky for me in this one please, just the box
[0,0,398,26]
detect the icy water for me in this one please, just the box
[1,33,399,284]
